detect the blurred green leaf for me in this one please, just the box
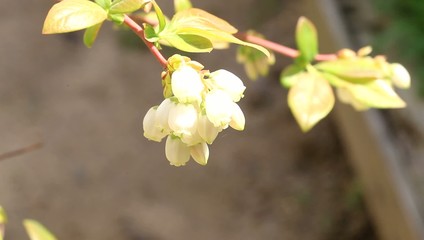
[151,0,166,32]
[296,16,318,63]
[109,13,125,24]
[109,0,148,14]
[23,219,57,240]
[161,33,213,52]
[288,71,335,132]
[280,63,305,88]
[174,0,192,12]
[315,58,383,83]
[83,22,103,48]
[0,206,6,240]
[43,0,107,34]
[95,0,111,9]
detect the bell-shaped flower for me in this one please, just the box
[391,63,411,89]
[180,130,203,146]
[209,69,246,102]
[190,142,209,165]
[168,103,198,138]
[229,103,245,131]
[197,113,221,144]
[143,107,167,142]
[155,98,174,134]
[165,136,190,166]
[205,89,234,128]
[171,65,204,103]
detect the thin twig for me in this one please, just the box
[0,142,43,162]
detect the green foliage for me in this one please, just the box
[23,219,58,240]
[42,0,108,34]
[174,0,192,13]
[288,69,335,132]
[295,17,318,63]
[83,23,103,48]
[109,0,147,14]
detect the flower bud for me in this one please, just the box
[143,107,167,142]
[391,63,411,89]
[205,90,234,128]
[168,103,198,138]
[165,136,190,166]
[171,65,204,103]
[209,69,246,102]
[229,103,245,131]
[190,142,209,165]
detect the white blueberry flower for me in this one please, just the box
[165,136,191,166]
[209,69,246,102]
[171,65,204,103]
[204,89,235,128]
[197,113,221,144]
[391,63,411,89]
[168,103,198,138]
[229,102,245,131]
[190,142,209,165]
[143,107,167,142]
[155,98,174,134]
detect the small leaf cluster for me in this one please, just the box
[280,18,410,132]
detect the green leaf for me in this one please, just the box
[109,13,125,24]
[151,0,166,32]
[280,64,305,88]
[288,72,335,132]
[340,79,406,109]
[109,0,147,14]
[296,16,318,63]
[43,0,108,34]
[83,22,103,48]
[0,206,6,240]
[161,34,213,52]
[95,0,111,9]
[174,0,192,12]
[23,219,57,240]
[315,58,383,83]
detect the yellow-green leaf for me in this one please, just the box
[280,64,305,88]
[0,206,6,240]
[43,0,107,34]
[83,22,102,48]
[341,79,406,109]
[161,33,213,52]
[171,8,237,34]
[315,58,383,83]
[151,0,166,32]
[23,219,57,240]
[174,0,192,12]
[288,72,335,132]
[110,0,148,14]
[296,17,318,63]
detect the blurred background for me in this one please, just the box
[0,0,423,239]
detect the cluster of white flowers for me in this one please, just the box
[143,55,246,166]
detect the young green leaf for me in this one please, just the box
[43,0,108,34]
[83,22,103,48]
[288,72,335,132]
[174,0,192,12]
[23,219,57,240]
[0,206,6,240]
[315,58,383,83]
[109,13,125,24]
[280,64,305,88]
[109,0,148,14]
[151,0,167,32]
[161,34,213,52]
[95,0,111,9]
[296,17,318,63]
[339,79,406,109]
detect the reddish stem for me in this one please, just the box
[123,15,168,68]
[236,33,337,61]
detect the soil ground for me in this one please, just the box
[0,0,376,239]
